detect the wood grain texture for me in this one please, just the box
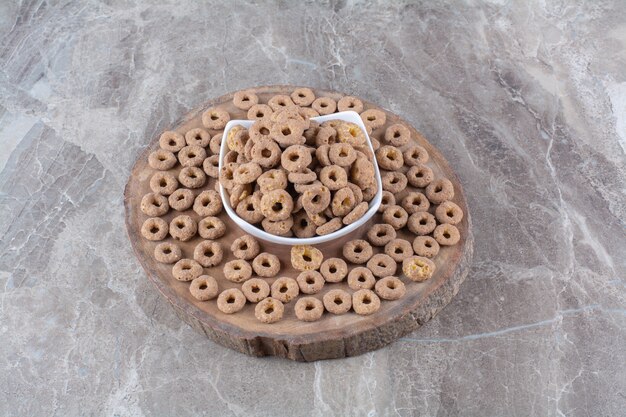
[124,86,473,361]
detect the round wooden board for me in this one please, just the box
[124,86,473,361]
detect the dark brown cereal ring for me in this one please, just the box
[301,185,331,214]
[252,252,281,277]
[336,122,366,147]
[172,258,203,282]
[217,288,246,314]
[337,96,364,113]
[209,133,222,155]
[231,234,260,260]
[250,138,281,168]
[384,124,411,147]
[403,145,429,166]
[360,108,386,130]
[352,289,381,315]
[425,178,454,204]
[343,239,373,264]
[159,131,185,152]
[236,194,264,224]
[384,239,414,262]
[193,190,222,216]
[193,240,223,267]
[381,171,408,194]
[233,162,262,185]
[168,188,194,211]
[376,145,404,170]
[260,189,293,221]
[320,258,348,283]
[407,211,437,235]
[198,216,226,239]
[320,165,348,191]
[323,289,352,315]
[402,256,435,282]
[296,270,325,294]
[290,245,323,271]
[149,149,177,170]
[140,193,169,216]
[315,126,337,147]
[247,103,273,121]
[412,236,440,258]
[271,119,306,147]
[149,171,178,196]
[202,107,230,130]
[433,223,461,246]
[378,190,396,213]
[366,223,397,247]
[257,168,288,193]
[262,216,293,236]
[203,155,220,178]
[141,217,168,241]
[406,164,434,188]
[366,253,397,278]
[331,187,356,217]
[295,297,324,322]
[281,145,312,172]
[350,158,376,189]
[233,90,259,110]
[178,145,206,167]
[268,94,295,111]
[292,212,317,238]
[154,242,182,264]
[219,163,237,190]
[255,297,284,323]
[185,127,211,147]
[241,278,270,303]
[329,143,357,167]
[343,201,368,225]
[402,192,430,214]
[288,168,316,184]
[190,275,219,301]
[223,259,252,283]
[435,200,464,225]
[316,217,342,235]
[382,205,408,230]
[270,277,299,303]
[347,267,376,290]
[375,276,406,300]
[179,166,206,189]
[290,87,316,106]
[347,182,363,205]
[312,97,337,115]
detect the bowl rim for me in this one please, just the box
[218,110,383,246]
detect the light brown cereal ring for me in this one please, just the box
[384,124,411,147]
[295,179,322,194]
[290,245,323,271]
[190,275,219,301]
[250,138,281,168]
[337,96,364,113]
[149,173,177,200]
[367,223,397,246]
[402,192,430,214]
[407,211,437,235]
[247,103,273,120]
[435,200,464,225]
[192,190,222,217]
[236,194,264,224]
[315,126,337,147]
[402,256,435,282]
[257,168,288,193]
[202,107,230,130]
[306,210,327,227]
[178,145,206,167]
[383,205,408,230]
[376,145,404,170]
[241,278,270,303]
[271,119,306,147]
[281,145,312,172]
[233,90,259,110]
[217,288,246,314]
[381,171,408,194]
[321,120,343,130]
[231,234,260,260]
[316,217,342,236]
[292,212,317,238]
[193,240,223,267]
[219,162,237,190]
[291,87,316,106]
[312,97,337,115]
[347,182,363,205]
[295,297,324,322]
[343,201,368,225]
[233,162,262,185]
[320,165,348,191]
[172,258,203,282]
[262,216,293,236]
[223,259,252,283]
[320,258,348,283]
[229,183,252,210]
[154,242,182,264]
[301,185,331,214]
[403,145,429,166]
[296,270,325,294]
[323,289,352,315]
[412,235,440,258]
[366,253,397,278]
[288,168,316,184]
[141,193,169,216]
[268,94,295,111]
[371,137,380,150]
[375,276,406,300]
[352,289,380,315]
[315,144,332,167]
[159,131,185,152]
[433,223,461,246]
[343,239,373,264]
[227,128,250,154]
[329,143,357,167]
[346,267,375,291]
[360,108,386,130]
[336,122,366,147]
[167,189,193,212]
[331,187,356,217]
[298,105,319,119]
[198,216,226,240]
[361,182,378,202]
[224,150,239,164]
[252,252,281,277]
[202,155,220,178]
[260,189,293,221]
[350,157,376,189]
[255,297,284,323]
[149,149,177,170]
[425,178,454,204]
[271,277,299,303]
[209,133,222,155]
[406,164,434,188]
[384,239,414,262]
[141,217,169,241]
[249,119,273,142]
[185,127,211,147]
[378,191,396,213]
[179,166,206,188]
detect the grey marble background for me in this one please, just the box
[1,0,625,416]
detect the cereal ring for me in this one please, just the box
[190,275,219,301]
[321,120,343,130]
[337,96,364,113]
[295,297,324,322]
[296,270,325,294]
[412,236,440,258]
[247,103,273,121]
[343,239,373,264]
[329,143,356,167]
[168,188,194,211]
[343,201,368,225]
[381,171,408,194]
[375,145,404,170]
[141,217,168,241]
[367,223,397,246]
[179,166,206,189]
[406,164,434,188]
[311,97,337,115]
[290,245,323,271]
[291,87,316,106]
[178,145,206,167]
[226,128,250,154]
[202,155,220,178]
[367,253,397,278]
[316,217,342,235]
[331,187,356,217]
[236,194,264,224]
[295,179,322,194]
[159,131,185,152]
[281,145,312,172]
[323,289,352,315]
[250,138,281,168]
[352,289,380,315]
[347,182,363,205]
[202,107,230,130]
[320,165,348,191]
[193,240,223,267]
[149,149,177,170]
[346,267,375,291]
[435,200,463,225]
[223,259,252,283]
[262,216,293,236]
[301,185,331,214]
[233,90,259,110]
[192,190,222,217]
[224,150,239,164]
[229,183,252,209]
[384,124,411,147]
[402,192,430,214]
[336,122,366,147]
[185,127,211,147]
[292,212,317,238]
[154,242,182,264]
[252,252,281,277]
[231,234,260,260]
[268,94,295,111]
[407,211,437,235]
[315,144,332,167]
[260,189,293,221]
[271,277,299,303]
[288,168,316,184]
[257,168,288,193]
[426,178,454,204]
[361,182,377,202]
[141,193,169,216]
[403,145,429,166]
[384,239,414,262]
[433,223,461,246]
[320,258,348,283]
[304,125,320,146]
[217,288,246,314]
[249,119,272,141]
[172,259,203,282]
[254,297,284,323]
[209,133,222,155]
[271,120,306,148]
[315,126,337,148]
[382,205,408,230]
[241,278,270,303]
[198,216,226,239]
[378,190,396,213]
[349,158,376,189]
[375,276,406,301]
[402,256,435,282]
[360,108,386,130]
[219,162,237,190]
[232,162,262,185]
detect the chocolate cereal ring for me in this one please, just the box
[159,131,185,152]
[250,138,281,168]
[231,234,260,260]
[403,145,429,166]
[384,124,411,147]
[347,182,364,205]
[203,155,220,178]
[433,223,460,246]
[252,252,281,277]
[281,145,312,172]
[402,256,435,282]
[381,171,408,194]
[262,216,293,236]
[343,201,368,225]
[190,275,219,301]
[316,217,342,236]
[337,96,364,113]
[260,189,293,221]
[329,143,356,167]
[331,187,356,217]
[315,126,337,147]
[185,127,211,147]
[141,217,168,241]
[378,191,396,213]
[223,259,252,283]
[384,238,414,262]
[154,242,182,264]
[366,223,397,246]
[311,97,337,115]
[320,165,348,191]
[224,150,239,164]
[315,143,332,166]
[343,239,373,264]
[407,211,437,235]
[193,240,223,267]
[202,107,230,130]
[292,212,317,238]
[179,166,206,189]
[141,193,169,216]
[360,108,386,130]
[247,103,273,121]
[425,178,454,204]
[217,288,246,314]
[198,216,226,239]
[382,205,408,230]
[271,277,299,303]
[209,133,222,155]
[302,185,331,214]
[323,289,352,315]
[193,190,222,217]
[376,145,404,170]
[249,119,273,142]
[178,145,206,167]
[366,253,397,278]
[255,297,284,323]
[233,90,259,110]
[236,194,264,224]
[375,276,406,301]
[352,289,381,315]
[268,94,295,111]
[219,163,237,190]
[347,267,376,290]
[295,297,324,322]
[149,149,177,170]
[412,235,440,258]
[336,122,366,147]
[402,192,430,214]
[290,245,323,271]
[291,87,316,106]
[241,278,270,303]
[172,258,203,282]
[271,119,306,147]
[406,164,434,188]
[168,188,194,211]
[435,200,464,225]
[320,258,348,283]
[296,270,325,294]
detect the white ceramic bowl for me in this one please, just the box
[218,110,382,245]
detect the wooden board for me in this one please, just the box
[124,86,473,361]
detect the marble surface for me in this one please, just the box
[1,0,625,415]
